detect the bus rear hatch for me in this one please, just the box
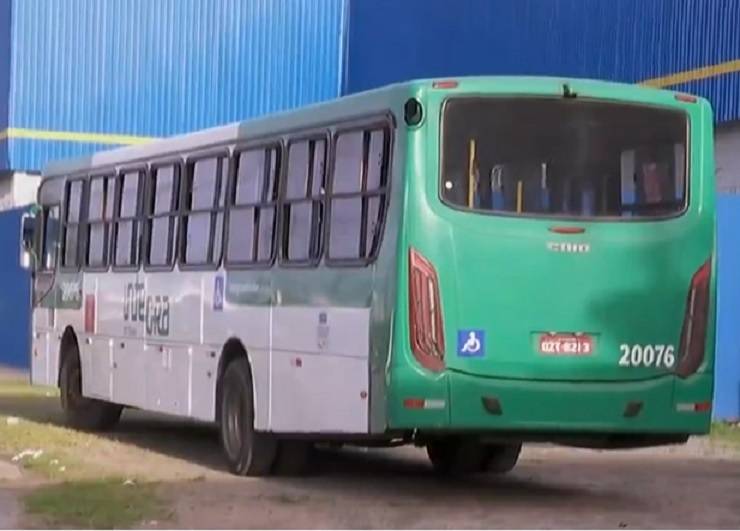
[428,96,712,382]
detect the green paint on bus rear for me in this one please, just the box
[388,77,715,437]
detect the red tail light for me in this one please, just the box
[408,248,445,371]
[676,259,712,378]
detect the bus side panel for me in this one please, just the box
[30,307,53,386]
[270,305,370,433]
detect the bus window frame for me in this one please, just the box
[60,176,88,273]
[36,176,65,274]
[178,149,230,272]
[111,166,147,273]
[437,95,691,223]
[143,159,182,273]
[325,115,394,268]
[225,139,283,270]
[83,173,116,273]
[279,130,330,269]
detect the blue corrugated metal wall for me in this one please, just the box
[346,0,740,121]
[0,207,30,369]
[715,195,740,420]
[7,0,346,170]
[0,0,11,169]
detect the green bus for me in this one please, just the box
[21,76,716,476]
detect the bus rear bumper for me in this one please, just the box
[389,369,713,437]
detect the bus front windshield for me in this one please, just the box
[440,97,688,219]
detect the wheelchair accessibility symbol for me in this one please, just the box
[457,329,485,357]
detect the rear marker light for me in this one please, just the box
[432,80,459,89]
[675,93,698,103]
[403,398,446,410]
[676,401,712,413]
[676,259,712,378]
[549,226,585,234]
[409,248,445,371]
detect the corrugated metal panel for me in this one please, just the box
[0,0,10,169]
[8,0,346,171]
[346,0,740,121]
[0,207,31,369]
[716,195,740,419]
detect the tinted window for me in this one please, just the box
[41,206,60,271]
[441,98,687,218]
[86,176,114,268]
[328,127,390,263]
[227,146,279,265]
[182,156,227,265]
[62,180,84,268]
[114,171,141,267]
[282,138,325,263]
[146,164,179,267]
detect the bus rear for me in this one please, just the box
[390,78,715,460]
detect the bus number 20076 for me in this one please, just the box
[618,344,675,368]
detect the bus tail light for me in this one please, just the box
[408,248,445,371]
[676,259,712,378]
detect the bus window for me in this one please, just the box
[227,146,279,265]
[282,138,326,264]
[113,171,143,268]
[61,180,84,269]
[329,132,363,259]
[328,126,390,263]
[440,98,687,218]
[182,156,227,266]
[40,205,60,271]
[86,176,114,268]
[145,164,180,268]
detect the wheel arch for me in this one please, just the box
[57,325,79,387]
[215,337,259,425]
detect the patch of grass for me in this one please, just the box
[0,379,103,479]
[24,478,168,529]
[711,422,740,449]
[0,381,58,398]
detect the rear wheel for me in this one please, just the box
[482,443,521,474]
[426,437,487,476]
[219,358,277,476]
[273,440,313,476]
[59,350,122,431]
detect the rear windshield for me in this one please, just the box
[440,98,688,219]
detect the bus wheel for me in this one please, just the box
[219,358,277,476]
[482,443,521,474]
[426,437,487,476]
[273,440,313,476]
[60,351,122,431]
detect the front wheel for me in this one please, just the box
[219,358,277,476]
[60,352,122,431]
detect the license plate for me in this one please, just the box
[539,333,593,355]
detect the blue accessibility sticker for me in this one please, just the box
[457,329,485,357]
[213,275,224,311]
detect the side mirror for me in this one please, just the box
[19,212,37,270]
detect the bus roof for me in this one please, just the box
[41,75,701,179]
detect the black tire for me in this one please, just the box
[426,437,487,476]
[273,440,313,476]
[482,443,521,474]
[59,350,122,431]
[219,357,277,476]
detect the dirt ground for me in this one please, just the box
[1,370,739,529]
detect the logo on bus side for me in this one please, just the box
[123,283,170,337]
[546,242,590,253]
[59,280,81,303]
